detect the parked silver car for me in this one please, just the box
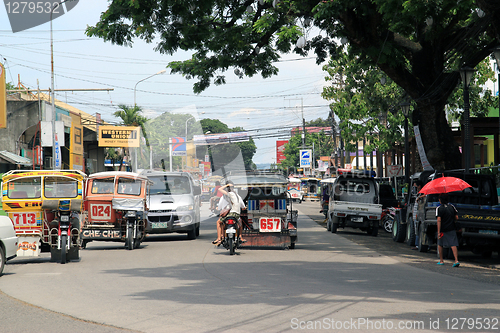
[0,215,18,276]
[141,171,201,239]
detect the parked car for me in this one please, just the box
[326,174,382,236]
[141,170,201,239]
[0,216,18,276]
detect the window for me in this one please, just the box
[91,178,115,194]
[117,178,142,196]
[44,176,78,198]
[149,176,190,195]
[7,177,41,199]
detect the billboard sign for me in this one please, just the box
[276,140,288,164]
[299,149,311,168]
[171,137,187,156]
[193,131,249,145]
[98,125,140,147]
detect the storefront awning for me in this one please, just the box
[0,151,32,166]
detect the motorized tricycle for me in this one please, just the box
[223,170,298,250]
[1,170,86,264]
[81,171,150,250]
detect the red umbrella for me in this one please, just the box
[418,176,472,195]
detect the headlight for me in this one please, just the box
[177,205,194,211]
[125,211,136,218]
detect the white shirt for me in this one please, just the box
[217,192,245,213]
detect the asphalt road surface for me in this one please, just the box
[1,202,500,332]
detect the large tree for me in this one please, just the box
[87,0,500,170]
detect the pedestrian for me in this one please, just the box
[436,193,460,267]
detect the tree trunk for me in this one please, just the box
[414,100,462,171]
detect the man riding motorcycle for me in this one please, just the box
[212,181,246,245]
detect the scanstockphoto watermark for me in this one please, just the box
[291,317,500,330]
[3,0,79,33]
[290,317,428,330]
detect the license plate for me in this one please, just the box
[151,222,169,229]
[479,230,498,235]
[351,216,363,223]
[259,217,281,232]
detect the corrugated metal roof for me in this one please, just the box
[0,151,32,166]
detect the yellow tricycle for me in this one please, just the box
[1,170,86,264]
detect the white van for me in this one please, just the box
[141,171,201,239]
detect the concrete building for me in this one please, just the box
[1,90,106,173]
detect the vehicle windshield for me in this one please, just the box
[117,178,142,196]
[6,177,41,199]
[149,176,191,195]
[248,184,287,198]
[335,179,372,195]
[44,176,78,198]
[91,177,115,194]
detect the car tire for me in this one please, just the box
[0,246,5,276]
[187,225,196,240]
[418,224,429,252]
[371,222,378,237]
[405,218,416,246]
[331,216,338,233]
[392,215,406,243]
[195,223,200,237]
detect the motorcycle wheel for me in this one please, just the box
[60,235,67,264]
[126,225,134,250]
[383,216,394,233]
[229,237,235,255]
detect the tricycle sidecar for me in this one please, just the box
[81,171,149,250]
[1,170,86,263]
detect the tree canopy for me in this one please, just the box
[88,0,500,170]
[200,119,257,170]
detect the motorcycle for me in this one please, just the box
[210,196,221,215]
[380,207,397,233]
[220,215,241,255]
[48,199,81,264]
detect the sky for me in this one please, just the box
[0,0,331,165]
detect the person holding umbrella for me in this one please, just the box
[436,193,460,267]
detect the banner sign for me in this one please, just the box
[276,140,288,164]
[171,137,187,156]
[193,131,249,145]
[0,63,6,128]
[413,125,433,171]
[98,125,140,147]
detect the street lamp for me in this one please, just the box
[185,117,193,170]
[134,69,167,106]
[400,101,411,185]
[50,0,69,169]
[493,48,500,165]
[459,66,476,172]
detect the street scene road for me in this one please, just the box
[2,201,500,333]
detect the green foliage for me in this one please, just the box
[447,58,498,121]
[199,119,257,170]
[322,53,407,153]
[89,0,500,169]
[281,128,334,169]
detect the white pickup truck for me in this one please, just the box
[326,175,382,236]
